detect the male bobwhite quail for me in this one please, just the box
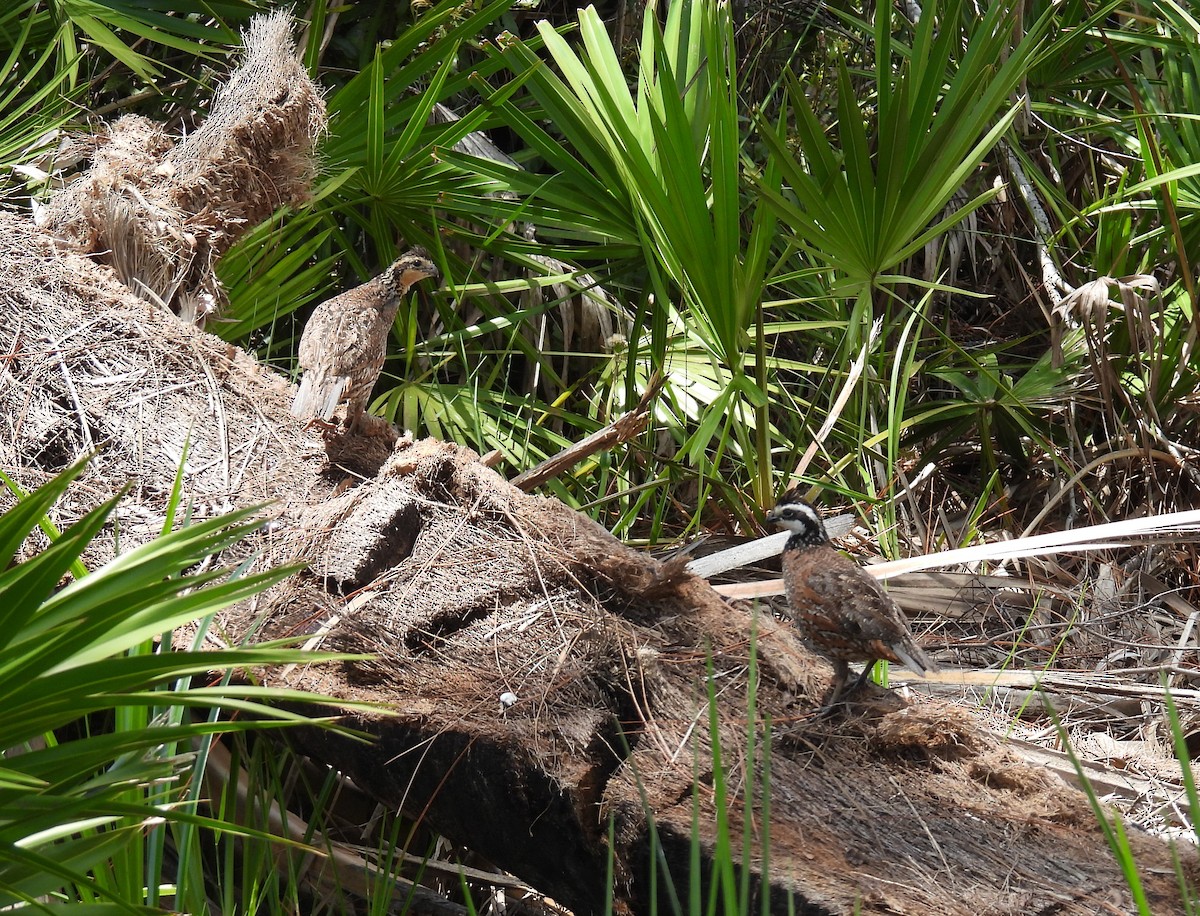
[292,248,439,433]
[765,490,937,713]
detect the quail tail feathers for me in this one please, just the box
[292,371,348,421]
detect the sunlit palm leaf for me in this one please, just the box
[0,458,357,904]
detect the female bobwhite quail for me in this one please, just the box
[765,490,937,713]
[292,248,439,433]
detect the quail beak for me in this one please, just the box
[400,265,441,289]
[764,506,781,524]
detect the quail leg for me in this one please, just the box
[849,659,879,694]
[344,406,364,437]
[816,659,852,717]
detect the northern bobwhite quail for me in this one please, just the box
[292,248,440,432]
[765,490,937,713]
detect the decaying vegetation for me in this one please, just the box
[35,12,324,325]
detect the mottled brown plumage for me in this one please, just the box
[766,491,936,713]
[292,248,439,431]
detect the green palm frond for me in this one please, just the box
[0,457,359,905]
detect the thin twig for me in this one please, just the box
[57,351,96,465]
[510,371,664,491]
[1002,143,1072,307]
